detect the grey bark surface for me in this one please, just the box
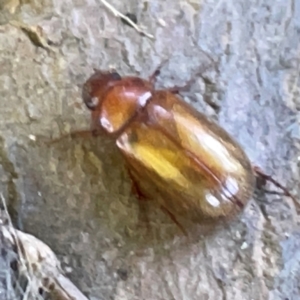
[0,0,300,299]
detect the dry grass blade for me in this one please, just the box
[99,0,154,39]
[0,194,88,300]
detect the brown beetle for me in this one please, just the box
[81,68,297,231]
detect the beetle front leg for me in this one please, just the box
[149,68,161,86]
[148,59,171,85]
[40,128,102,146]
[149,68,187,94]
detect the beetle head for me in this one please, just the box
[82,69,122,110]
[83,69,154,135]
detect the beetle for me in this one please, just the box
[80,68,297,231]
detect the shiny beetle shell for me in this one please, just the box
[82,69,256,223]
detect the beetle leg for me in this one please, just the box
[42,115,102,145]
[136,198,151,233]
[253,166,299,210]
[148,59,170,85]
[41,129,102,145]
[127,169,150,201]
[126,168,187,235]
[126,169,153,233]
[149,69,161,85]
[160,205,188,236]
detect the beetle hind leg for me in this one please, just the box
[253,166,299,210]
[160,205,188,236]
[126,169,153,235]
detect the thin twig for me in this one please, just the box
[99,0,154,39]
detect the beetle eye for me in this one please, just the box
[82,84,98,110]
[87,96,99,109]
[82,71,122,111]
[110,72,122,81]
